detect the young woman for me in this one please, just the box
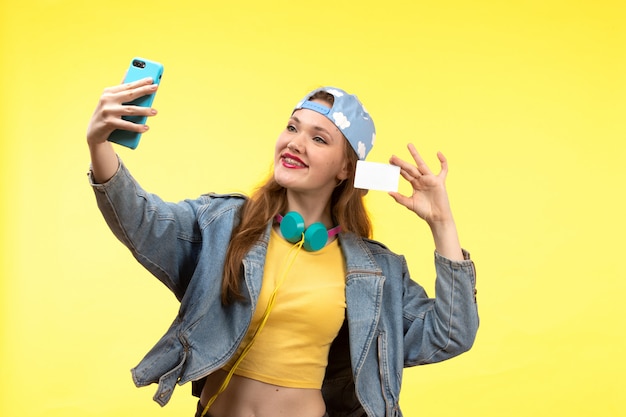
[86,78,479,417]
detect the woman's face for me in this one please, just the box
[274,100,349,199]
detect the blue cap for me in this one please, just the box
[294,87,376,160]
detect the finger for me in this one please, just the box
[89,113,150,144]
[105,83,158,106]
[389,154,422,180]
[407,143,433,176]
[124,82,158,101]
[437,151,449,178]
[399,167,418,185]
[388,191,413,210]
[99,105,157,134]
[120,104,158,118]
[107,77,155,94]
[103,103,157,120]
[118,120,151,133]
[100,82,158,109]
[107,112,152,133]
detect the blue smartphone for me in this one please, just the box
[107,57,164,149]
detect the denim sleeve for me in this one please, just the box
[88,160,206,300]
[402,250,479,365]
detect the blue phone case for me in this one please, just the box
[107,57,164,149]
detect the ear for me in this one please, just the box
[337,157,350,181]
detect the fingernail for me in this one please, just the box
[150,109,157,115]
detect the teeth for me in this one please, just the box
[284,157,305,167]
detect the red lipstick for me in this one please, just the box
[281,152,307,168]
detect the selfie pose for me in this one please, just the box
[87,74,479,417]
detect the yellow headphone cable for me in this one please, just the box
[200,237,305,417]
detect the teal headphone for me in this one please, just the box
[275,212,341,252]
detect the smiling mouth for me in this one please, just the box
[282,153,308,168]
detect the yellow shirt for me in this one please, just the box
[224,227,346,388]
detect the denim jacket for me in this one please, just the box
[89,161,479,417]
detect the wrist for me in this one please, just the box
[88,140,119,184]
[426,215,456,231]
[429,219,464,261]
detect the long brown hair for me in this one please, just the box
[221,92,372,304]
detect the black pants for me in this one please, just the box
[195,401,329,417]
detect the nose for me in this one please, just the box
[287,136,304,153]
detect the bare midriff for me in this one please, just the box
[199,369,326,417]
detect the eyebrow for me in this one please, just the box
[290,116,334,138]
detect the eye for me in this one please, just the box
[313,136,327,144]
[286,124,297,133]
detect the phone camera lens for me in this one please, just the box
[132,60,146,69]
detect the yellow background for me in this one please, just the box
[1,0,625,416]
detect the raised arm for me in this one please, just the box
[86,77,158,183]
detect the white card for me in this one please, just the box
[354,160,401,192]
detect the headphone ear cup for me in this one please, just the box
[303,222,329,252]
[280,211,305,243]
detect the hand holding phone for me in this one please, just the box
[107,57,164,149]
